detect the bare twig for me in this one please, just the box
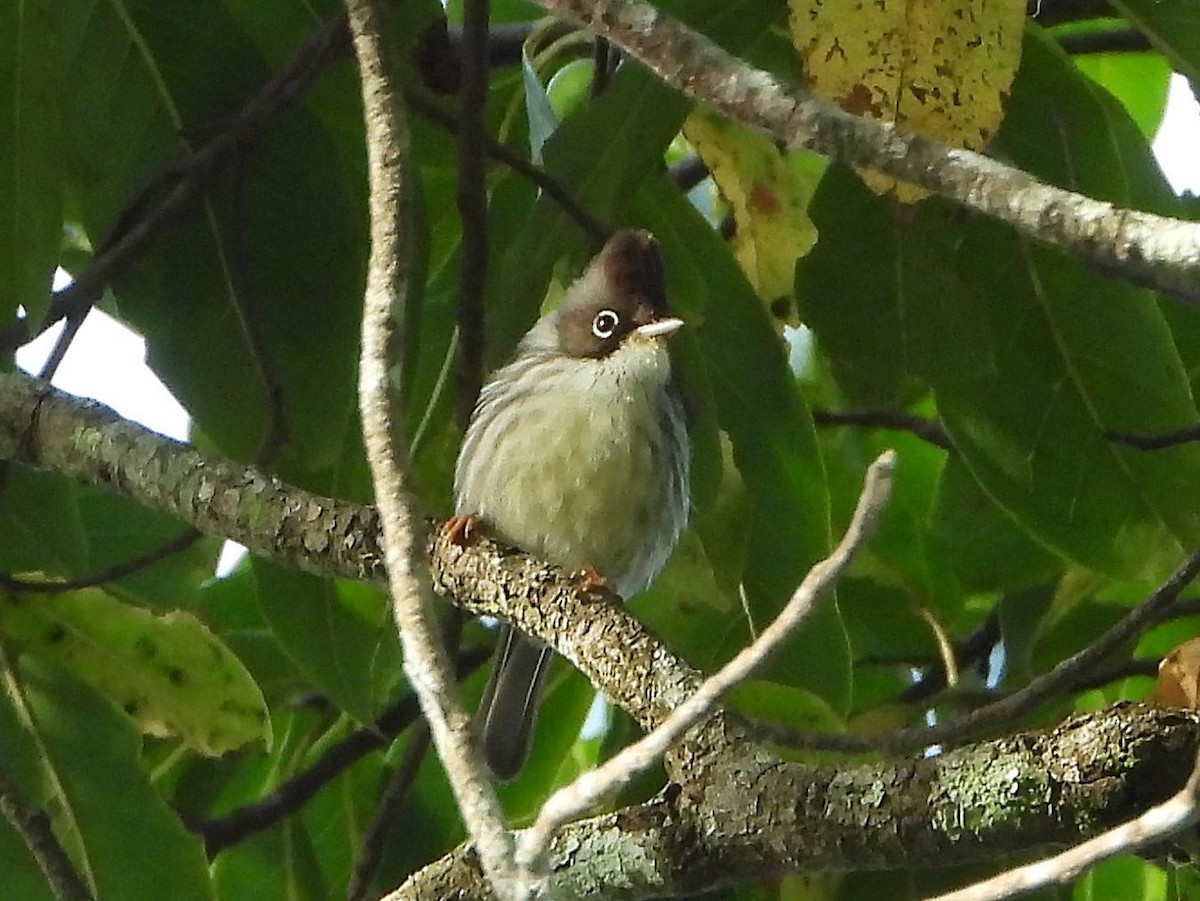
[0,529,202,594]
[349,610,464,900]
[813,408,952,450]
[406,92,608,244]
[0,761,94,901]
[456,0,491,425]
[1106,423,1200,450]
[191,649,487,856]
[531,0,1200,304]
[931,749,1200,901]
[347,724,433,901]
[751,544,1200,754]
[512,451,897,888]
[345,0,517,896]
[1057,28,1152,55]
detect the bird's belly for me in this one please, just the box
[464,395,678,598]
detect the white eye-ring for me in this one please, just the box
[592,309,620,339]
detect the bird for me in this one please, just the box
[452,229,690,779]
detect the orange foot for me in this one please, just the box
[575,565,608,594]
[443,514,478,546]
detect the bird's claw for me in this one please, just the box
[443,514,478,546]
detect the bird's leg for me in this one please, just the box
[443,514,478,546]
[574,565,608,594]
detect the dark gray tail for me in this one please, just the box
[477,625,553,780]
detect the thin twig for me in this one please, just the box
[347,724,433,901]
[751,545,1200,754]
[512,450,897,889]
[812,408,952,450]
[191,649,487,856]
[930,748,1200,901]
[0,761,94,901]
[1106,423,1200,451]
[456,0,491,426]
[345,0,517,896]
[406,91,609,244]
[348,611,462,900]
[0,529,202,594]
[1057,28,1151,55]
[531,0,1200,305]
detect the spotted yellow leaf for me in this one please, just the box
[683,108,821,329]
[789,0,1025,201]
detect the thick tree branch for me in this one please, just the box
[390,705,1200,899]
[344,0,517,895]
[0,372,386,584]
[933,749,1200,900]
[530,0,1200,304]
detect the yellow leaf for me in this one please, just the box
[683,108,821,329]
[789,0,1025,201]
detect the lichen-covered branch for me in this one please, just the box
[0,372,385,583]
[390,705,1200,899]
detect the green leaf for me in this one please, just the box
[796,163,924,407]
[0,0,62,327]
[2,657,214,901]
[0,585,269,755]
[252,562,400,722]
[1110,0,1200,83]
[903,32,1200,578]
[1072,52,1170,138]
[930,457,1063,594]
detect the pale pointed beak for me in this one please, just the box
[636,317,685,339]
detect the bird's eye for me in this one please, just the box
[592,309,621,339]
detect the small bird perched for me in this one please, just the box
[453,229,690,779]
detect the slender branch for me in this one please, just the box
[1057,28,1151,55]
[748,543,1200,754]
[406,91,609,244]
[456,0,492,425]
[512,451,896,888]
[932,749,1200,901]
[1106,423,1200,450]
[0,761,94,901]
[345,0,517,896]
[347,724,433,901]
[0,529,202,593]
[191,649,487,856]
[530,0,1200,304]
[813,408,952,450]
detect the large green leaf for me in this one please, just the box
[904,30,1200,578]
[252,562,401,722]
[0,0,62,328]
[0,657,214,901]
[1111,0,1200,82]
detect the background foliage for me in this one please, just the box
[2,0,1200,898]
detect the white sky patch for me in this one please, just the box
[1153,74,1200,195]
[17,274,190,442]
